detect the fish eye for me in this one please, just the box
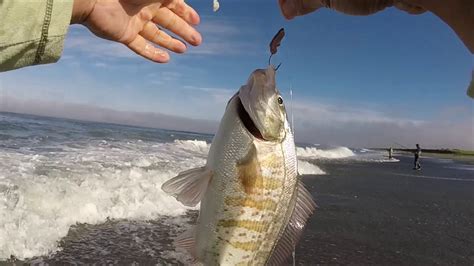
[277,96,283,105]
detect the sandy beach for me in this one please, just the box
[26,155,474,265]
[297,155,474,265]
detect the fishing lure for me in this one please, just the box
[269,28,285,70]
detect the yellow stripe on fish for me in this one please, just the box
[235,262,250,266]
[217,219,270,232]
[229,240,262,252]
[237,144,283,194]
[240,175,283,194]
[224,197,277,211]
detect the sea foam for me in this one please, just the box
[297,160,326,175]
[296,146,355,159]
[0,139,326,259]
[0,140,201,259]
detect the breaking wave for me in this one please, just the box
[0,139,205,259]
[297,160,326,175]
[0,138,329,260]
[172,139,209,155]
[296,146,355,159]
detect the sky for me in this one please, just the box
[0,0,473,149]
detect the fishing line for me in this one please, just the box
[283,31,297,266]
[283,31,295,137]
[290,84,294,136]
[292,249,296,266]
[269,28,298,265]
[393,142,410,149]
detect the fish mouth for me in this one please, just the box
[236,96,265,141]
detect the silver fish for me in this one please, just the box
[162,66,316,265]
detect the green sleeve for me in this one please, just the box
[0,0,73,72]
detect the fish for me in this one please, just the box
[162,65,316,265]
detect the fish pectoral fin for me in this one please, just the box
[176,227,198,260]
[267,180,317,265]
[161,166,212,207]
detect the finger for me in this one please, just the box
[393,1,426,14]
[166,0,200,25]
[278,0,322,19]
[325,0,393,16]
[279,0,297,19]
[152,7,202,46]
[141,22,187,53]
[126,35,170,63]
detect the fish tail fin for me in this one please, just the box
[161,166,213,207]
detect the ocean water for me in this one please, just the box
[0,112,392,262]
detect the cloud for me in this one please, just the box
[292,100,423,126]
[64,26,136,60]
[94,62,108,68]
[62,17,262,61]
[1,92,471,150]
[186,39,259,56]
[0,96,218,134]
[188,17,262,56]
[290,100,473,149]
[2,53,472,149]
[181,85,235,104]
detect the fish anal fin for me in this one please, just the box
[267,180,317,265]
[175,227,198,261]
[161,166,212,207]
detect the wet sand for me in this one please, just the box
[4,155,474,265]
[297,155,474,265]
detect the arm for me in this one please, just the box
[0,0,73,72]
[0,0,202,72]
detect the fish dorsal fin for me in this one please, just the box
[267,180,317,265]
[161,166,212,207]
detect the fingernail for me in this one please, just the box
[178,39,187,53]
[191,12,200,25]
[156,50,170,62]
[191,33,202,45]
[155,49,167,56]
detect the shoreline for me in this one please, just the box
[372,147,474,164]
[397,151,474,164]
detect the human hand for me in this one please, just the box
[71,0,202,63]
[278,0,473,53]
[278,0,426,19]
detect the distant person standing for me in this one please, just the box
[413,144,422,170]
[388,147,393,160]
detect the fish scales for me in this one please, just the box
[197,99,296,265]
[162,66,315,265]
[221,145,293,262]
